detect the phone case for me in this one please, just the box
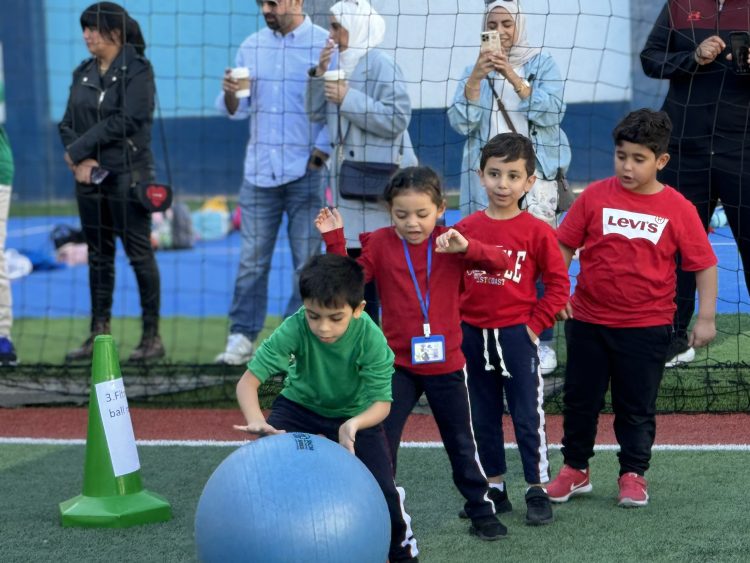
[480,31,501,53]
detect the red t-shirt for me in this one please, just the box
[557,177,717,327]
[456,211,570,335]
[323,226,510,375]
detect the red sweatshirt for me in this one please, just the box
[323,226,510,375]
[456,211,570,336]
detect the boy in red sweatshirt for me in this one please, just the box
[456,133,570,526]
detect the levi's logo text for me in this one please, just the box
[602,208,668,244]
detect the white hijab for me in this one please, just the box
[330,0,386,75]
[484,0,540,67]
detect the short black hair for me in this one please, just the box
[612,108,672,156]
[299,254,364,310]
[383,166,445,208]
[80,2,147,55]
[480,133,536,176]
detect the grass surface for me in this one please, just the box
[1,444,748,562]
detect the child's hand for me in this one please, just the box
[233,421,285,437]
[688,317,716,348]
[314,207,343,234]
[435,229,469,253]
[338,419,358,454]
[555,302,573,321]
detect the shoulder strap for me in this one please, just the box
[486,77,517,134]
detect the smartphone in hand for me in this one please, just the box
[90,167,109,184]
[729,31,750,74]
[480,30,502,54]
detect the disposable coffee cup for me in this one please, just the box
[323,69,347,82]
[230,67,250,98]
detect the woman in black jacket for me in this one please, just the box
[59,2,163,362]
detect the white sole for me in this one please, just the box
[618,496,648,508]
[549,483,593,503]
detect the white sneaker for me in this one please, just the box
[214,333,254,365]
[665,346,695,368]
[538,344,557,375]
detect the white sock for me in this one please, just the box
[489,482,505,492]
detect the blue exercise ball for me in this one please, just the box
[195,432,391,563]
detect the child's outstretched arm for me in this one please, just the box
[435,228,469,253]
[690,265,718,348]
[233,370,285,437]
[338,401,391,454]
[315,207,348,257]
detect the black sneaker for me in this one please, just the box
[469,515,507,540]
[525,486,554,525]
[458,486,513,518]
[665,334,695,368]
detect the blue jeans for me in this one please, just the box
[229,168,325,338]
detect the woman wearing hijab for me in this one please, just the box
[306,0,416,322]
[448,0,570,375]
[448,0,570,221]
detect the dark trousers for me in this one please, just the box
[76,172,160,335]
[660,150,750,336]
[383,367,495,519]
[462,322,550,484]
[561,319,670,476]
[267,395,417,562]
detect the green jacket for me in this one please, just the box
[0,126,12,186]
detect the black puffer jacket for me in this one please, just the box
[59,44,155,175]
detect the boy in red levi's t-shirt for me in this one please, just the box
[548,109,717,508]
[456,133,570,527]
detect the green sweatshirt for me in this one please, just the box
[248,307,394,418]
[0,126,13,186]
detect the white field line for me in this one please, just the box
[1,437,749,451]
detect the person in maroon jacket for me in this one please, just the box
[456,133,570,526]
[315,166,510,541]
[640,0,750,367]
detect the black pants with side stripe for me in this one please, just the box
[462,322,550,485]
[383,366,496,520]
[561,319,670,476]
[267,395,417,562]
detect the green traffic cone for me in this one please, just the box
[59,335,172,528]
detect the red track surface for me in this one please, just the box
[1,408,748,444]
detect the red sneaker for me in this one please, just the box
[547,464,592,503]
[618,472,648,507]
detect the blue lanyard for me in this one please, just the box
[402,236,432,336]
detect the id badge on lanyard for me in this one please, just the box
[403,237,446,364]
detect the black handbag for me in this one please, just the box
[336,109,403,202]
[338,160,398,202]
